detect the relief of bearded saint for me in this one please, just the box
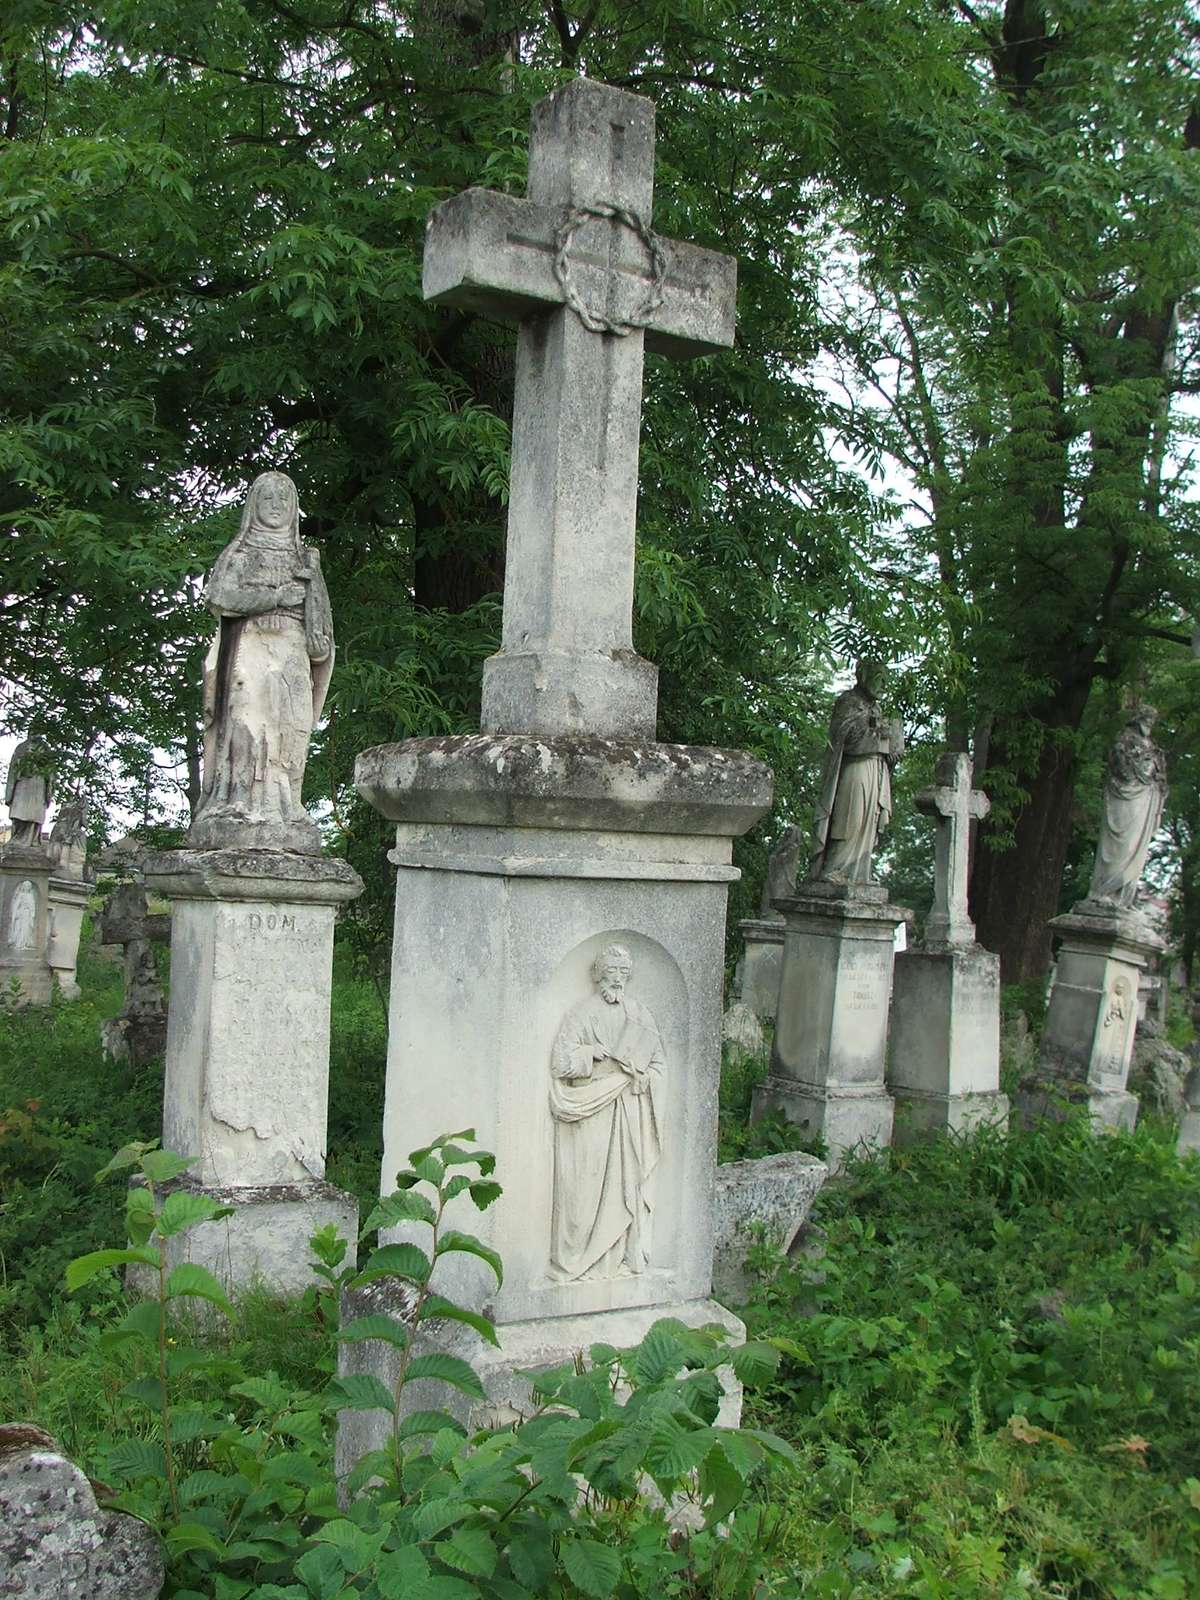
[549,944,664,1282]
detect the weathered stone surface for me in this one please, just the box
[914,753,990,949]
[752,888,904,1169]
[0,846,54,1006]
[1128,1018,1190,1120]
[144,848,362,1294]
[356,735,771,837]
[0,1426,164,1598]
[735,919,785,1020]
[759,826,803,920]
[46,874,90,1001]
[1178,1061,1200,1155]
[889,946,1009,1143]
[1085,705,1166,910]
[423,80,736,741]
[97,882,169,1066]
[3,738,53,849]
[712,1150,827,1303]
[809,661,904,886]
[190,471,333,854]
[1020,905,1160,1131]
[722,998,764,1058]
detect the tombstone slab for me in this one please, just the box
[0,1427,164,1599]
[888,754,1008,1140]
[735,917,785,1020]
[751,883,904,1169]
[97,881,170,1065]
[344,79,769,1468]
[46,876,90,1002]
[712,1150,827,1304]
[143,848,363,1293]
[0,844,54,1005]
[1019,905,1161,1130]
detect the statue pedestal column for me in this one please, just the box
[47,874,91,1001]
[1018,903,1161,1131]
[735,917,785,1020]
[143,848,363,1295]
[0,845,54,1005]
[889,945,1009,1143]
[751,882,905,1169]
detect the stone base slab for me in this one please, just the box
[712,1151,827,1303]
[132,1178,358,1299]
[1013,1079,1139,1133]
[0,848,53,1006]
[336,1291,745,1479]
[751,1075,894,1165]
[47,874,90,1002]
[892,1088,1010,1145]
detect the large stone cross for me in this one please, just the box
[423,79,737,740]
[916,752,990,948]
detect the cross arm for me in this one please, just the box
[422,188,737,359]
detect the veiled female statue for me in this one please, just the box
[809,659,905,885]
[190,471,333,853]
[1086,705,1167,910]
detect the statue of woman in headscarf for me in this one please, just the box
[1085,704,1167,910]
[190,471,334,853]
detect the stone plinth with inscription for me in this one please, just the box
[888,754,1008,1141]
[1018,903,1161,1131]
[0,844,54,1005]
[144,848,362,1294]
[337,80,772,1470]
[750,882,905,1169]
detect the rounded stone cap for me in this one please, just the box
[355,734,773,838]
[144,848,363,905]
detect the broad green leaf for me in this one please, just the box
[158,1189,235,1237]
[376,1545,430,1598]
[332,1373,397,1413]
[362,1190,437,1231]
[352,1242,431,1285]
[435,1527,496,1578]
[141,1150,197,1183]
[396,1409,467,1442]
[106,1438,168,1481]
[165,1262,233,1316]
[468,1180,502,1211]
[231,1374,292,1412]
[629,1320,686,1385]
[411,1496,474,1539]
[179,1469,241,1505]
[403,1352,486,1398]
[434,1231,502,1287]
[121,1375,165,1411]
[296,1543,345,1600]
[699,1443,749,1525]
[507,1525,554,1591]
[66,1247,158,1290]
[99,1298,161,1348]
[95,1141,155,1181]
[414,1295,499,1347]
[166,1522,227,1557]
[729,1340,782,1386]
[337,1313,409,1350]
[560,1537,622,1598]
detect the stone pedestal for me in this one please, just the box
[46,875,90,1001]
[0,845,54,1005]
[1018,903,1161,1131]
[751,883,904,1168]
[735,917,785,1020]
[889,946,1009,1143]
[143,848,363,1293]
[341,735,770,1450]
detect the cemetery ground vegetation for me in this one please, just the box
[2,948,1200,1594]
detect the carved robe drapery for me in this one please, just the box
[550,993,664,1281]
[810,687,903,883]
[193,473,333,850]
[1088,723,1167,908]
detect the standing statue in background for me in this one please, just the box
[4,738,53,849]
[760,824,803,919]
[809,660,905,885]
[191,471,333,853]
[49,797,88,877]
[1085,704,1167,911]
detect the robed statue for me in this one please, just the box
[190,471,333,853]
[1085,705,1167,910]
[549,944,664,1282]
[809,660,904,885]
[4,738,53,850]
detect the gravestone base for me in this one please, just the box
[1016,904,1160,1133]
[889,946,1008,1145]
[751,884,904,1170]
[345,735,771,1468]
[47,874,91,1001]
[144,847,363,1294]
[0,846,54,1005]
[736,918,785,1020]
[132,1177,358,1300]
[712,1150,827,1303]
[337,1288,744,1475]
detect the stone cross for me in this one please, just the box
[916,752,990,948]
[423,78,737,740]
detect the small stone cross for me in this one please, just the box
[916,752,990,948]
[423,79,737,740]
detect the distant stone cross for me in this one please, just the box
[916,752,990,948]
[423,78,737,740]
